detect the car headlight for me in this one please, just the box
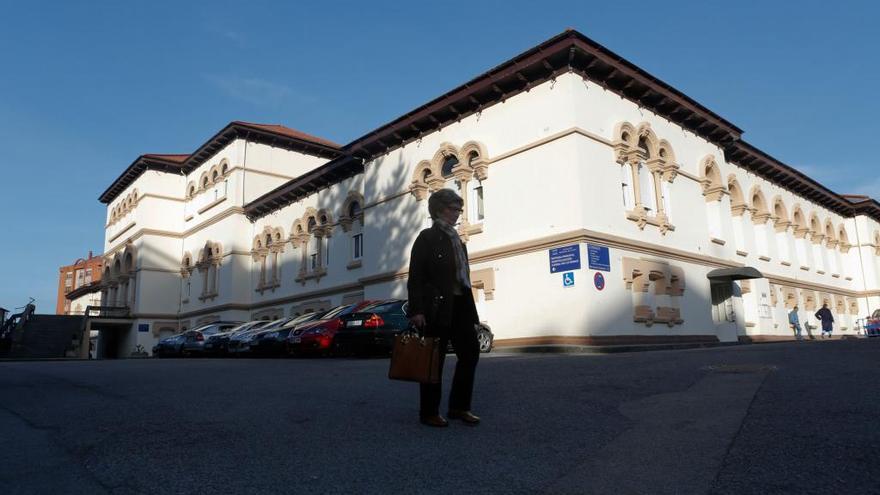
[305,327,327,335]
[264,332,278,339]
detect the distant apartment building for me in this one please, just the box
[56,252,104,315]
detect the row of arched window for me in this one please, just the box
[703,158,857,275]
[175,192,366,300]
[409,141,489,240]
[614,123,679,234]
[108,189,139,225]
[612,121,872,277]
[100,243,137,308]
[180,241,223,303]
[186,159,231,199]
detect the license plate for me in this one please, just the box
[347,320,363,327]
[292,337,302,343]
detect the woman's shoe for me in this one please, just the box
[447,409,480,425]
[419,415,449,427]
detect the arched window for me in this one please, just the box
[635,139,657,213]
[221,162,229,175]
[772,198,792,264]
[727,177,749,253]
[809,214,826,273]
[349,201,363,262]
[702,159,724,240]
[464,151,485,224]
[441,155,458,178]
[307,217,319,270]
[621,163,635,210]
[202,176,209,189]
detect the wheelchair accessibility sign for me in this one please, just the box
[562,271,575,288]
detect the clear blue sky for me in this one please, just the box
[1,0,877,314]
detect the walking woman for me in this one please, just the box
[815,303,835,338]
[407,189,481,427]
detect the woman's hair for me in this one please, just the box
[428,189,464,219]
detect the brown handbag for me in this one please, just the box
[388,332,442,384]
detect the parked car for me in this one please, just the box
[249,312,330,356]
[152,332,188,357]
[335,300,495,355]
[333,300,414,355]
[288,301,381,356]
[866,309,880,337]
[227,320,284,355]
[230,317,296,356]
[180,322,243,356]
[203,320,269,355]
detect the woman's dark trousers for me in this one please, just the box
[419,296,480,417]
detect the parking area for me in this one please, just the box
[1,339,879,494]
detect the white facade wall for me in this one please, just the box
[99,72,880,356]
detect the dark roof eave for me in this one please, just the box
[346,30,742,160]
[100,122,343,204]
[181,122,343,174]
[723,140,873,218]
[98,156,186,204]
[244,155,364,220]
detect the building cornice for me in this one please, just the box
[100,122,343,204]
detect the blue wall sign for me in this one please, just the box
[588,244,611,272]
[549,245,581,273]
[138,323,150,333]
[563,272,575,288]
[594,272,606,291]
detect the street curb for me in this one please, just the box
[496,341,742,355]
[496,335,870,355]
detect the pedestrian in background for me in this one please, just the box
[815,303,835,339]
[788,305,803,341]
[407,189,481,428]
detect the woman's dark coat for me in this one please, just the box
[815,307,834,331]
[407,224,479,333]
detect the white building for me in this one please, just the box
[93,30,880,357]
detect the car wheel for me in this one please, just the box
[477,329,493,353]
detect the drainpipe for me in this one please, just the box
[178,168,186,326]
[852,215,871,318]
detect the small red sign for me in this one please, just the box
[594,272,605,291]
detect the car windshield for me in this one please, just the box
[318,305,352,319]
[261,318,293,330]
[279,312,319,328]
[201,326,224,336]
[229,321,260,333]
[359,301,404,315]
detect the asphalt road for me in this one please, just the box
[1,340,878,495]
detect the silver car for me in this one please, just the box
[180,322,242,356]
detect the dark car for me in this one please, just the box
[247,314,323,356]
[180,322,243,356]
[335,300,494,355]
[333,300,414,355]
[227,319,285,355]
[288,301,381,356]
[241,316,299,355]
[203,320,269,355]
[152,333,188,357]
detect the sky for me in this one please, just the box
[0,0,878,314]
